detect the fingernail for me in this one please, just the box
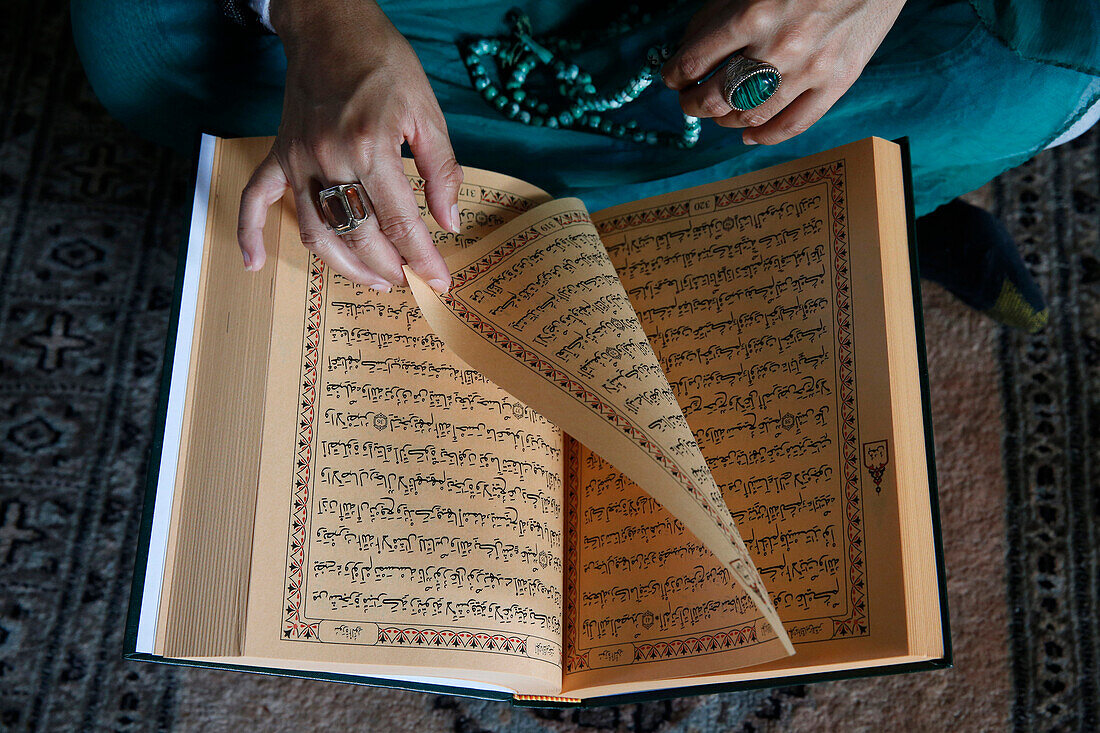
[242,251,252,269]
[449,204,461,234]
[369,283,391,293]
[744,138,758,145]
[428,277,451,295]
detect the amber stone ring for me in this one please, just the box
[318,183,372,235]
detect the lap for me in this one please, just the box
[70,0,1099,214]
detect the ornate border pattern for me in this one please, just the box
[564,162,868,669]
[406,174,534,214]
[594,202,691,233]
[633,625,759,662]
[283,254,326,641]
[377,628,527,655]
[479,188,538,213]
[563,437,587,672]
[820,163,868,638]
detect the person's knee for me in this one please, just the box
[71,0,196,148]
[72,0,286,148]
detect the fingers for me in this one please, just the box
[408,117,463,235]
[280,138,451,293]
[291,185,394,291]
[359,155,452,294]
[740,85,846,146]
[238,151,290,271]
[662,1,753,90]
[710,74,805,130]
[332,195,408,286]
[666,0,887,146]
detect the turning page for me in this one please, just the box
[564,137,917,694]
[407,199,796,680]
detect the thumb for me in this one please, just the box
[238,150,290,271]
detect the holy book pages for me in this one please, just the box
[239,160,574,695]
[567,139,923,695]
[163,135,936,699]
[407,199,795,679]
[408,137,932,696]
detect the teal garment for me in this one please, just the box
[71,0,1100,217]
[968,0,1100,75]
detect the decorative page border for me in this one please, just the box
[282,254,326,641]
[562,162,867,672]
[407,175,535,214]
[377,628,527,654]
[823,161,868,639]
[280,255,551,661]
[563,437,586,672]
[633,624,760,662]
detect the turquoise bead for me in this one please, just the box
[465,23,702,146]
[730,71,780,110]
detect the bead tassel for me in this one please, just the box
[461,7,701,148]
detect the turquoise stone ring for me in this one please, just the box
[722,55,782,112]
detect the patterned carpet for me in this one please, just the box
[0,4,1097,732]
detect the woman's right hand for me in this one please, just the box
[237,0,461,293]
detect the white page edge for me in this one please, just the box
[135,133,216,653]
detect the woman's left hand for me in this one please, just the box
[663,0,907,145]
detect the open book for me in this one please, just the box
[126,135,948,705]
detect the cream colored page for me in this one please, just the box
[245,158,566,694]
[565,140,910,692]
[407,199,794,679]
